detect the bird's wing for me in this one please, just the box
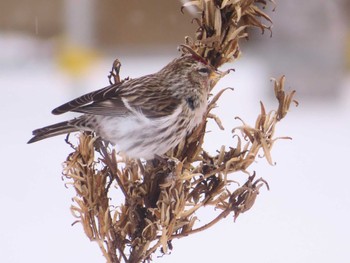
[52,83,123,115]
[52,77,181,118]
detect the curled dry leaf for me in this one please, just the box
[181,0,275,68]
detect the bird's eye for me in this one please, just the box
[198,67,210,75]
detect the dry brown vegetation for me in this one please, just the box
[62,1,297,262]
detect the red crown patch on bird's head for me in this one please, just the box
[178,44,209,66]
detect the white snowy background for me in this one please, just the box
[1,1,350,262]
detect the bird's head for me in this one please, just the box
[162,54,223,90]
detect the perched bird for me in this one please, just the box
[28,53,222,159]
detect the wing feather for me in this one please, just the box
[52,83,121,115]
[51,76,181,118]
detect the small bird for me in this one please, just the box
[28,53,222,159]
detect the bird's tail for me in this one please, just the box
[28,120,80,144]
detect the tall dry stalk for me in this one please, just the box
[62,1,297,262]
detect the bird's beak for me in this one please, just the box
[209,69,224,81]
[209,70,225,87]
[210,68,234,81]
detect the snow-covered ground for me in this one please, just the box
[1,35,350,263]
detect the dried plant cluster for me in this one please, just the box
[62,1,296,262]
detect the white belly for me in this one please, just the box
[95,101,207,159]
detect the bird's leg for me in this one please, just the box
[108,59,122,85]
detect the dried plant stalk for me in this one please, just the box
[62,1,296,262]
[182,0,275,68]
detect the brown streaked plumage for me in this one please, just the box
[28,54,222,159]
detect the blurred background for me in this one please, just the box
[1,0,350,262]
